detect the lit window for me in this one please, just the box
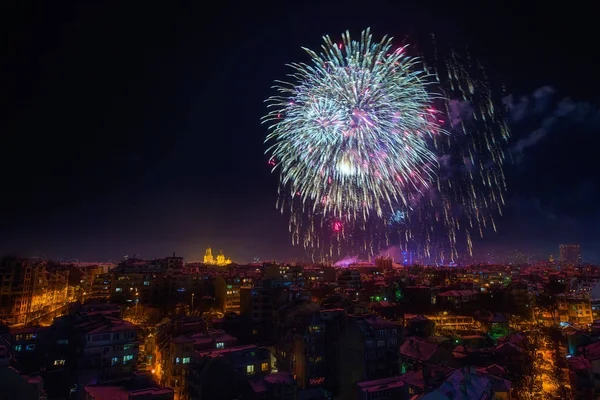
[123,354,134,363]
[115,287,122,292]
[53,359,65,366]
[144,281,150,286]
[216,342,224,349]
[183,357,190,364]
[261,362,269,372]
[111,357,120,366]
[247,365,255,374]
[176,357,180,364]
[14,345,22,352]
[25,344,35,351]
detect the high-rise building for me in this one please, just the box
[559,244,581,265]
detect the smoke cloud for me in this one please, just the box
[504,86,600,156]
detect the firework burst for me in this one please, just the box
[263,29,509,263]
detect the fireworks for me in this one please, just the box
[263,29,509,263]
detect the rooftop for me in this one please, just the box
[86,318,137,335]
[357,375,405,392]
[195,344,259,359]
[400,337,439,362]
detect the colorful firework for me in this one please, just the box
[263,29,509,263]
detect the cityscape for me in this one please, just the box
[2,244,600,400]
[3,2,599,400]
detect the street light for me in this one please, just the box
[191,293,195,312]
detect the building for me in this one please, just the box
[73,316,140,385]
[186,345,271,400]
[156,329,237,396]
[560,244,581,265]
[110,260,163,304]
[557,294,593,325]
[91,274,112,299]
[247,372,298,400]
[203,247,231,266]
[264,264,304,287]
[420,367,496,400]
[0,351,47,400]
[214,276,246,314]
[240,281,287,343]
[337,269,362,291]
[288,309,345,395]
[83,372,174,400]
[337,316,401,398]
[356,375,405,400]
[400,337,457,372]
[436,290,478,310]
[0,257,70,326]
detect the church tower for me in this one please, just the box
[216,251,225,265]
[204,246,214,264]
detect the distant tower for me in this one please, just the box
[204,247,214,264]
[559,244,581,265]
[216,251,225,265]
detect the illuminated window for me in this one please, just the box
[25,344,35,351]
[53,359,65,366]
[144,281,150,286]
[123,355,134,363]
[111,357,120,366]
[216,342,224,349]
[183,357,190,364]
[14,345,22,352]
[115,287,122,292]
[261,362,269,371]
[246,365,255,374]
[176,357,180,364]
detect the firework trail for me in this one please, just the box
[263,29,509,263]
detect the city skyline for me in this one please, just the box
[2,2,599,263]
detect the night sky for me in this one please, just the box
[3,1,599,262]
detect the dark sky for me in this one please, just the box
[2,1,599,262]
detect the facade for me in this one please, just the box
[110,261,163,304]
[157,329,237,396]
[240,281,286,343]
[263,264,305,287]
[187,345,271,400]
[337,269,362,291]
[0,257,69,326]
[74,317,140,385]
[91,274,112,299]
[557,294,594,325]
[289,309,345,395]
[337,316,401,399]
[214,276,245,314]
